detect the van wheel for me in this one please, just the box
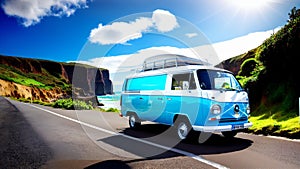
[175,118,191,140]
[129,114,141,129]
[222,131,238,138]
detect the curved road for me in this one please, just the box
[0,96,299,169]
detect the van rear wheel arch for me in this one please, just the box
[127,112,141,129]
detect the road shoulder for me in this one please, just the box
[0,96,52,168]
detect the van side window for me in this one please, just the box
[171,73,196,90]
[126,74,167,91]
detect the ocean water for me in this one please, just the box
[97,92,121,110]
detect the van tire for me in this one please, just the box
[128,114,141,129]
[222,131,238,138]
[174,116,191,140]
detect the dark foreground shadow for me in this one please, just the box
[84,123,253,168]
[125,124,252,154]
[85,160,131,169]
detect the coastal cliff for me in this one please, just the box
[0,55,113,102]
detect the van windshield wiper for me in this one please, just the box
[219,87,242,92]
[229,88,244,92]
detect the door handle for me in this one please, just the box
[167,98,172,101]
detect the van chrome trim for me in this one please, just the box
[192,122,253,132]
[124,90,140,93]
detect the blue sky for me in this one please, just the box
[1,0,300,91]
[0,0,299,62]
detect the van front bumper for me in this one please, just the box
[192,122,253,132]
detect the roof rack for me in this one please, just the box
[141,54,211,72]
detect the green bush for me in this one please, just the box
[238,58,258,76]
[104,107,120,112]
[73,100,94,110]
[52,98,93,110]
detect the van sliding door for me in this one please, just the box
[164,72,199,125]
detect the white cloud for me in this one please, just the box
[152,9,179,32]
[213,27,281,62]
[89,17,153,45]
[1,0,88,27]
[185,33,198,38]
[89,9,179,45]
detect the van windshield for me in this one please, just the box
[197,69,242,91]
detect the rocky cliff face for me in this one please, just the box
[63,63,113,96]
[0,55,113,102]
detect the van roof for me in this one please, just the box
[126,64,231,79]
[125,54,231,79]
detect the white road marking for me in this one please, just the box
[29,104,229,169]
[266,135,300,142]
[239,133,300,143]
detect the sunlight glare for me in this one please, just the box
[228,0,270,11]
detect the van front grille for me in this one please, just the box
[219,117,248,123]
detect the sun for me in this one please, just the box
[227,0,271,11]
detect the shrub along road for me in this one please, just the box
[1,96,300,169]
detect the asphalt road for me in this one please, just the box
[1,96,300,169]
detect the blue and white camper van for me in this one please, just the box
[120,54,252,140]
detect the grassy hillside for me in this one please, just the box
[0,55,71,92]
[221,7,300,138]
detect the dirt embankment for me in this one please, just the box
[0,79,68,102]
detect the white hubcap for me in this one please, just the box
[178,122,188,139]
[130,116,135,127]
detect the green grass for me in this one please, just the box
[0,64,71,91]
[0,65,46,87]
[248,113,300,139]
[11,97,54,106]
[11,97,94,110]
[52,98,94,110]
[99,107,120,113]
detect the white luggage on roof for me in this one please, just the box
[141,54,211,72]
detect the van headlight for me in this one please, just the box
[210,104,221,115]
[246,106,251,114]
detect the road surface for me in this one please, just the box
[0,96,299,169]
